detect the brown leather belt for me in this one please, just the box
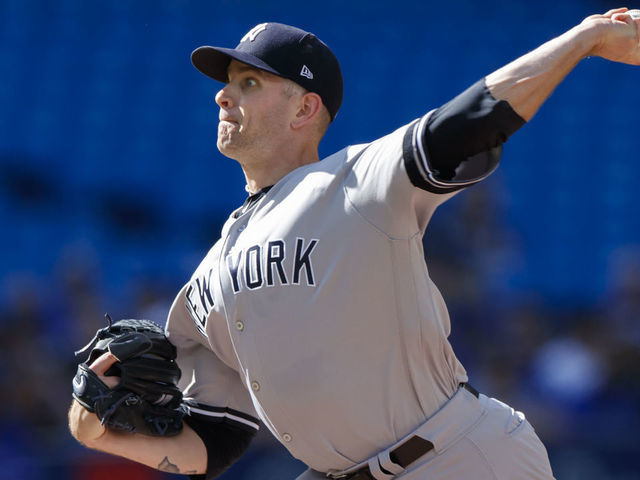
[331,384,479,480]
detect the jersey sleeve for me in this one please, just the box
[403,111,501,194]
[344,112,500,238]
[165,285,260,432]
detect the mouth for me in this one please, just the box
[219,116,239,126]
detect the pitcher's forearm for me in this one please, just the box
[486,23,595,121]
[69,400,207,475]
[95,424,207,475]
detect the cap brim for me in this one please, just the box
[191,46,280,82]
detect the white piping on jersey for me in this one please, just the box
[188,406,260,430]
[412,109,498,188]
[411,111,434,182]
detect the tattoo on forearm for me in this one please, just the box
[158,456,180,473]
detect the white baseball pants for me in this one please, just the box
[296,388,554,480]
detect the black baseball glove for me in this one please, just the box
[72,315,185,436]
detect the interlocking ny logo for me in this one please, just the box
[241,23,268,42]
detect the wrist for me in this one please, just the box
[567,22,601,60]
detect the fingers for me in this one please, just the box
[89,351,119,376]
[612,9,640,48]
[610,7,640,23]
[583,7,627,23]
[612,12,636,24]
[89,352,120,388]
[604,7,628,18]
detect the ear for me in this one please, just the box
[291,92,323,130]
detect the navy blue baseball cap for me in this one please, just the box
[191,23,343,120]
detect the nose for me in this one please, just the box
[215,85,233,109]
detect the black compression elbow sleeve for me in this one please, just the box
[184,413,257,480]
[425,78,525,180]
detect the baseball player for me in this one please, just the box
[69,8,640,480]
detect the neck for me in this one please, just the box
[240,143,320,193]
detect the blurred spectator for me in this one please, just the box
[530,312,608,407]
[0,273,72,478]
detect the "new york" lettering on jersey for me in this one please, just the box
[184,237,319,337]
[227,237,319,293]
[185,267,214,336]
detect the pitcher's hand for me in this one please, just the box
[583,8,640,65]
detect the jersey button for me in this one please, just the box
[251,381,260,392]
[238,225,246,232]
[282,433,292,442]
[235,321,244,331]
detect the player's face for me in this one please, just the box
[215,60,298,161]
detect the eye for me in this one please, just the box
[243,77,258,88]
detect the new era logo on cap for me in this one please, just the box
[300,65,313,79]
[191,22,343,120]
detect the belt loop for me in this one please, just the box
[377,450,405,476]
[367,458,395,480]
[460,382,479,399]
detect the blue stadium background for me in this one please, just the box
[1,0,639,478]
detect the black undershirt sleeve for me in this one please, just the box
[402,78,525,193]
[184,412,258,480]
[425,77,525,180]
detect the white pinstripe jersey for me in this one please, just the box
[165,111,500,472]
